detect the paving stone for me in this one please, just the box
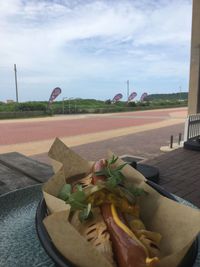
[145,148,200,207]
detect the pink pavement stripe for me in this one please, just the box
[112,108,187,117]
[0,116,165,145]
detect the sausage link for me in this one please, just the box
[101,203,147,267]
[92,160,148,267]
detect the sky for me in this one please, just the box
[0,0,192,102]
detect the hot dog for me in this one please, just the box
[67,158,161,267]
[92,159,160,267]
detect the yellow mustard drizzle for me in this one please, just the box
[146,257,159,266]
[110,204,149,257]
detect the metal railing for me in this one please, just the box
[184,113,200,141]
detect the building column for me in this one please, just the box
[188,0,200,115]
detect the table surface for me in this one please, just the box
[0,152,54,195]
[0,152,200,267]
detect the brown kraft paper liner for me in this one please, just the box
[42,138,200,267]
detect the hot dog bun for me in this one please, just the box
[69,159,161,267]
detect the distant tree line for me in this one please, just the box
[145,92,188,101]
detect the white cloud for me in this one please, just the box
[0,0,192,101]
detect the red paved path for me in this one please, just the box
[112,108,186,117]
[0,117,164,145]
[0,108,186,146]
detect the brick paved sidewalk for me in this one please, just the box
[145,148,200,207]
[31,123,184,163]
[30,122,200,208]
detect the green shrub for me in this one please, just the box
[0,98,187,117]
[127,102,136,107]
[16,102,47,111]
[105,99,112,105]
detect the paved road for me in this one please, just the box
[0,115,165,145]
[0,107,187,156]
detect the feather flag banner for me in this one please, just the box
[128,92,137,102]
[48,87,62,106]
[140,92,148,101]
[112,93,123,103]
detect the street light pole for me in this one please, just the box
[127,80,129,101]
[68,97,74,114]
[62,97,68,114]
[14,64,19,103]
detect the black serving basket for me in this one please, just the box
[35,180,198,267]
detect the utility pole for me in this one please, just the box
[127,80,129,101]
[14,64,19,103]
